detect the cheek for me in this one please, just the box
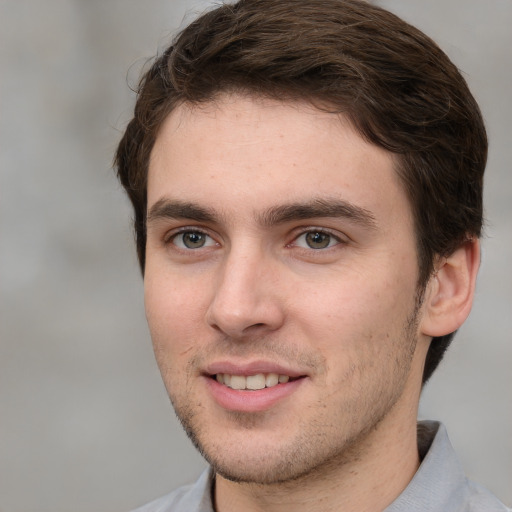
[294,267,417,358]
[144,274,209,360]
[296,272,394,329]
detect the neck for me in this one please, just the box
[214,414,420,512]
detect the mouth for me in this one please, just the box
[206,371,306,412]
[213,372,300,391]
[204,362,308,411]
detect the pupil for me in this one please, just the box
[306,232,330,249]
[184,232,205,248]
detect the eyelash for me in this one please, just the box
[165,228,217,250]
[288,228,345,251]
[164,227,345,253]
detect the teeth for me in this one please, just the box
[265,373,279,387]
[246,374,266,390]
[215,372,292,390]
[230,375,246,390]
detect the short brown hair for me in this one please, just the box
[115,0,487,384]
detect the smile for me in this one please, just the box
[207,371,305,412]
[214,373,292,390]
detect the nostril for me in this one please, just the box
[206,289,285,337]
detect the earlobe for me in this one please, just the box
[420,238,480,337]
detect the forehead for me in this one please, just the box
[148,95,410,226]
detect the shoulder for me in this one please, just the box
[464,479,512,512]
[386,421,511,512]
[130,485,192,512]
[130,470,214,512]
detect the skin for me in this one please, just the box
[144,94,465,512]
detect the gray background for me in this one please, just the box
[0,1,510,511]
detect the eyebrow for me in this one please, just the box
[258,198,377,229]
[146,197,377,230]
[147,199,217,225]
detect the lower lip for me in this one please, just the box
[205,376,305,413]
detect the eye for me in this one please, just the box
[171,230,216,249]
[294,230,340,250]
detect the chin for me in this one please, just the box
[211,459,325,486]
[179,418,317,485]
[181,417,358,487]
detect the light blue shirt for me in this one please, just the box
[132,421,510,512]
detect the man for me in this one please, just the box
[115,0,510,510]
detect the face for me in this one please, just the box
[145,95,429,484]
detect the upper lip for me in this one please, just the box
[204,360,307,378]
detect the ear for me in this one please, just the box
[420,238,480,337]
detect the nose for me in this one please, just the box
[206,247,285,338]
